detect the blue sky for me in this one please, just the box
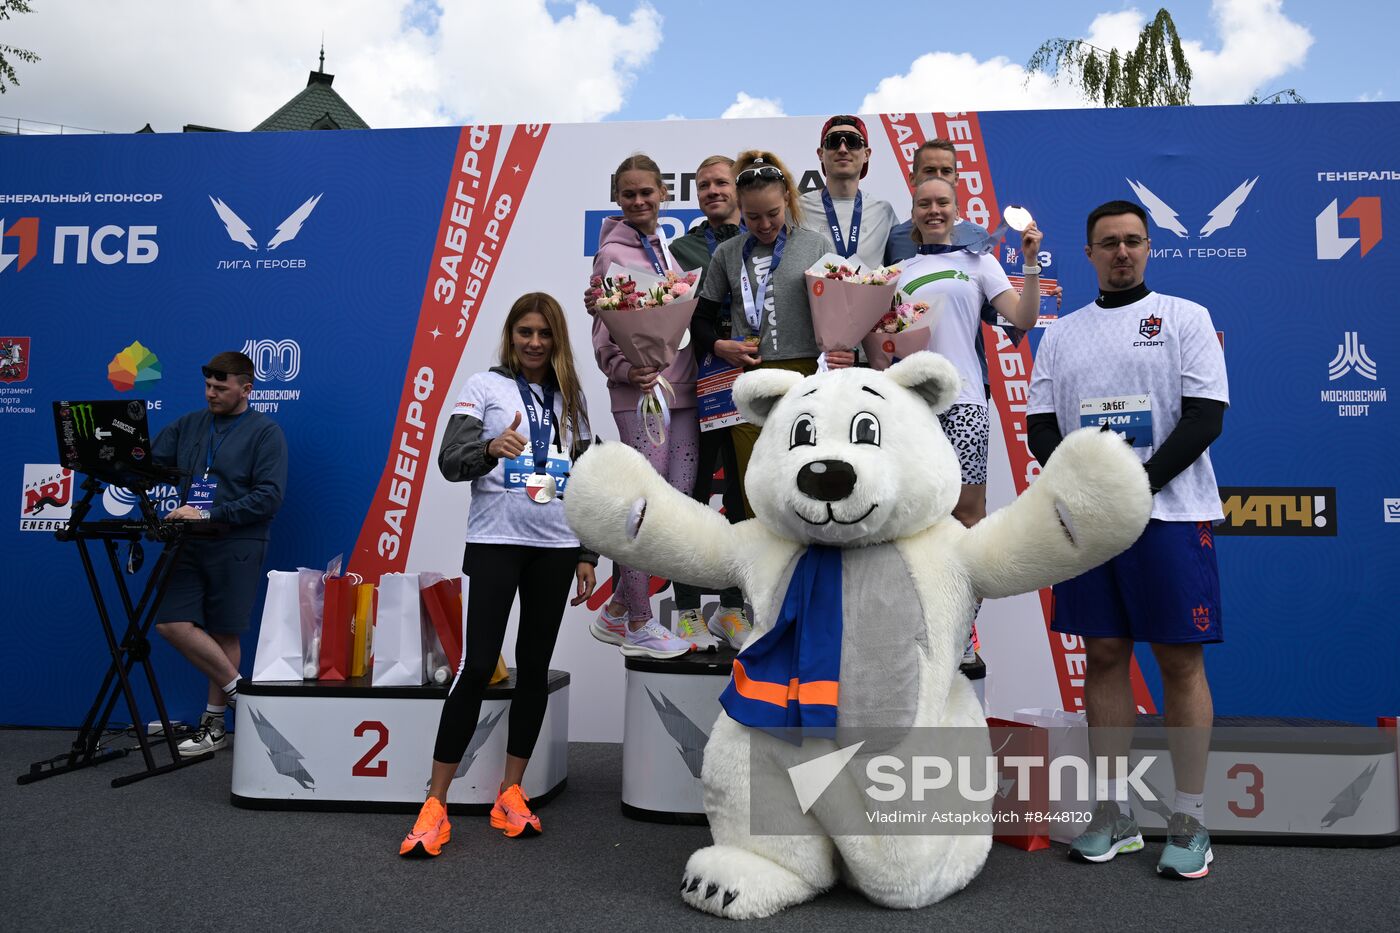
[594,0,1391,121]
[1,1,1393,133]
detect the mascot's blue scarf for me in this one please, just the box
[719,545,842,731]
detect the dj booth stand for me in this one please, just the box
[17,473,214,788]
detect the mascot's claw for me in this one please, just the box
[680,845,823,920]
[1054,500,1078,544]
[626,498,646,540]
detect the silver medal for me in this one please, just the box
[525,472,557,504]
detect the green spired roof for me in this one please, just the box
[253,68,369,132]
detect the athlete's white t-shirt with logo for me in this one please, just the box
[1027,291,1229,521]
[896,251,1014,408]
[451,371,589,548]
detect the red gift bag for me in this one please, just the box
[987,718,1052,851]
[318,573,357,681]
[420,576,464,672]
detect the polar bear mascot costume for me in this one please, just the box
[565,352,1150,919]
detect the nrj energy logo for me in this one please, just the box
[0,217,39,274]
[1316,197,1381,260]
[20,464,73,531]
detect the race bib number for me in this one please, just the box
[1080,395,1153,449]
[186,476,218,507]
[504,455,571,495]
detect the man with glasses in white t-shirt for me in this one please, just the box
[1027,200,1228,880]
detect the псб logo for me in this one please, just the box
[1316,197,1381,260]
[1139,315,1162,340]
[0,217,39,274]
[210,195,322,250]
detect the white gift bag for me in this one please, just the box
[372,572,427,686]
[1013,707,1094,843]
[296,567,324,678]
[251,570,304,682]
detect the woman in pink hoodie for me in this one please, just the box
[588,153,698,659]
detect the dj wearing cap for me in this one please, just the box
[797,114,898,271]
[152,350,288,759]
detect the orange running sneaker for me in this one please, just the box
[399,796,451,857]
[490,784,542,837]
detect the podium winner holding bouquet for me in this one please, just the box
[400,293,598,856]
[587,153,697,659]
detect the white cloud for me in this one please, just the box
[721,92,785,119]
[859,0,1312,115]
[859,52,1085,114]
[1182,0,1313,104]
[2,1,663,132]
[1358,90,1386,103]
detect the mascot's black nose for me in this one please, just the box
[797,459,857,502]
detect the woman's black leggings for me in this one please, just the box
[432,543,577,764]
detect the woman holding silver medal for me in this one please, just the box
[895,177,1044,662]
[399,292,597,856]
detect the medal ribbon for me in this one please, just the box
[513,373,555,478]
[628,222,673,274]
[821,189,862,259]
[740,228,787,334]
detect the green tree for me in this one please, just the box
[1027,7,1305,107]
[1026,8,1192,107]
[0,0,40,94]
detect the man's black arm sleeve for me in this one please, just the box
[1026,412,1064,467]
[1143,397,1226,494]
[692,296,723,364]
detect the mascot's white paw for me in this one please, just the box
[680,845,822,920]
[1037,426,1152,546]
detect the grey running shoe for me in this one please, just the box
[1157,811,1213,879]
[1068,800,1144,863]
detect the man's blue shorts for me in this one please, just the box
[155,538,267,635]
[1051,519,1222,644]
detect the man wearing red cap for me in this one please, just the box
[798,115,897,270]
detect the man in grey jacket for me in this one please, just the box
[153,350,288,757]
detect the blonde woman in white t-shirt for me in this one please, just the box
[896,176,1044,524]
[895,177,1043,663]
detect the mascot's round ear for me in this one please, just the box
[733,368,805,426]
[886,351,961,415]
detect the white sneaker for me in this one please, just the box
[619,619,693,659]
[177,712,226,758]
[590,604,629,646]
[675,609,720,651]
[708,606,753,650]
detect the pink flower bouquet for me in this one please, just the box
[804,253,903,367]
[861,296,941,370]
[594,268,700,445]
